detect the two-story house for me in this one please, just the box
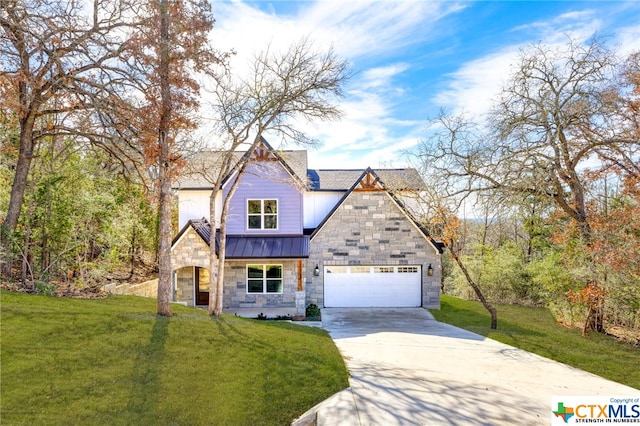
[170,138,442,316]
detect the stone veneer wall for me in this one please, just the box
[175,267,195,305]
[173,261,299,310]
[305,191,441,309]
[223,260,298,309]
[171,227,210,271]
[171,226,302,309]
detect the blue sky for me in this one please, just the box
[208,1,640,170]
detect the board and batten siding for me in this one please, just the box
[177,190,222,229]
[224,162,303,235]
[303,191,345,229]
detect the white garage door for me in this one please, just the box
[324,265,422,307]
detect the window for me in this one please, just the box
[247,264,283,293]
[398,266,419,273]
[247,199,278,230]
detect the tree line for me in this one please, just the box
[414,39,639,334]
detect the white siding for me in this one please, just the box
[178,190,222,229]
[303,191,345,229]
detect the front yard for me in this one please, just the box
[0,291,348,425]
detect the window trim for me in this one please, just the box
[246,264,283,294]
[247,198,279,231]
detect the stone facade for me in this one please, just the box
[171,227,210,271]
[305,191,441,309]
[175,267,195,305]
[222,260,299,309]
[171,226,303,311]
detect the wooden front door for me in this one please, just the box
[195,267,210,306]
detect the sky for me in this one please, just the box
[207,0,640,170]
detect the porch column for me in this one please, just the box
[295,259,305,316]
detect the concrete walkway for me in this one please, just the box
[294,308,639,426]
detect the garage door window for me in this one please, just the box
[247,264,283,293]
[398,266,419,273]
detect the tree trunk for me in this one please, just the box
[1,116,36,277]
[207,200,219,317]
[156,0,172,317]
[449,246,498,329]
[211,168,242,317]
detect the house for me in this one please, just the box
[170,138,442,316]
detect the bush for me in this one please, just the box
[306,303,321,320]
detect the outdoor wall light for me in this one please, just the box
[314,264,320,276]
[427,264,434,276]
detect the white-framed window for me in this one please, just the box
[398,266,419,273]
[247,199,278,230]
[247,264,283,293]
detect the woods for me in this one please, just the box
[1,2,638,337]
[415,38,639,335]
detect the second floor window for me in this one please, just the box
[247,199,278,230]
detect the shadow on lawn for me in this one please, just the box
[126,316,169,417]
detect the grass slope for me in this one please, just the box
[0,291,348,425]
[430,295,640,390]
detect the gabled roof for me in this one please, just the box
[174,136,309,190]
[310,168,443,253]
[171,218,310,259]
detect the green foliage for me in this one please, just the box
[306,303,321,320]
[0,291,349,425]
[444,242,542,305]
[34,281,56,296]
[430,295,640,389]
[1,139,157,284]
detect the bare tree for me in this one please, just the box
[416,37,638,333]
[203,38,349,317]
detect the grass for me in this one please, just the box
[0,290,349,426]
[430,294,640,390]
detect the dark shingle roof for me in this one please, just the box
[307,168,425,191]
[174,149,308,189]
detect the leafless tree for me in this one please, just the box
[202,37,349,316]
[416,37,638,333]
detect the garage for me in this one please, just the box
[323,265,422,307]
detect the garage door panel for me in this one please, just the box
[324,265,421,307]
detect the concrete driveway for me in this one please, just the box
[295,308,638,426]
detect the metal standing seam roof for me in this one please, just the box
[225,235,310,259]
[172,218,310,259]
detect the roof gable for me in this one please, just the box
[174,137,308,189]
[310,167,442,253]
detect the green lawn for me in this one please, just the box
[430,295,640,390]
[0,291,349,426]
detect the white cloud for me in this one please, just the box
[206,0,459,168]
[432,47,521,118]
[202,1,636,171]
[430,4,637,120]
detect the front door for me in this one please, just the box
[195,267,210,306]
